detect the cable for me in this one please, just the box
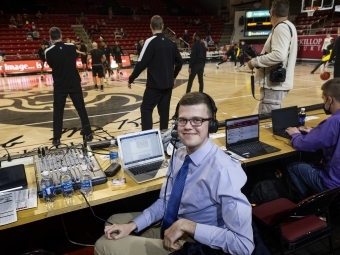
[60,214,94,247]
[80,191,113,225]
[272,134,292,146]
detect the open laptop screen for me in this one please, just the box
[119,130,163,166]
[226,115,259,146]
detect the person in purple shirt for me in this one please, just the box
[286,78,340,200]
[95,92,254,255]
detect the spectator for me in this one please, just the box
[42,38,50,48]
[120,28,126,38]
[253,1,262,9]
[36,10,43,19]
[29,51,36,58]
[0,50,7,77]
[9,15,17,28]
[16,16,23,27]
[31,22,36,30]
[114,28,121,38]
[26,32,33,40]
[23,21,32,31]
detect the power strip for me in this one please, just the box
[1,156,34,168]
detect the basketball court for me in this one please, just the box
[0,61,328,158]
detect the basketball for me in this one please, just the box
[320,72,330,81]
[222,55,228,61]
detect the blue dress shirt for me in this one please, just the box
[132,139,254,255]
[291,109,340,189]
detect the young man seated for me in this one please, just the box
[286,78,340,199]
[94,92,254,255]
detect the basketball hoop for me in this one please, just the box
[307,10,315,16]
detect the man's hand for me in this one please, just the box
[104,222,136,240]
[299,126,313,133]
[163,219,196,251]
[188,68,191,74]
[247,61,254,70]
[286,127,300,136]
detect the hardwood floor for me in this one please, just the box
[0,61,327,157]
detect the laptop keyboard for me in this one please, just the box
[229,141,266,154]
[128,161,164,176]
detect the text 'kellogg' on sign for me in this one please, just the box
[0,56,131,73]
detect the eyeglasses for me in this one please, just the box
[176,118,211,127]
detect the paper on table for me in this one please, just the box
[13,188,37,211]
[0,192,17,226]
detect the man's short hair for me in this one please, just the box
[321,78,340,102]
[271,0,289,17]
[150,15,163,31]
[92,42,98,48]
[49,27,61,40]
[195,32,201,39]
[177,92,214,118]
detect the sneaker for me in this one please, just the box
[120,72,123,76]
[216,63,219,69]
[95,84,98,91]
[100,85,104,92]
[234,66,238,69]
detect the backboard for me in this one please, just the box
[301,0,334,13]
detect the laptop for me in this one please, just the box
[117,129,168,183]
[225,115,281,158]
[0,164,28,192]
[271,106,299,139]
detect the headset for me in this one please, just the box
[171,92,218,137]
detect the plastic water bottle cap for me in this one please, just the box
[81,164,87,171]
[110,139,116,145]
[42,171,49,176]
[61,166,68,172]
[301,108,305,111]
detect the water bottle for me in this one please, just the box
[80,164,93,196]
[109,140,119,164]
[298,108,306,126]
[41,171,56,203]
[60,167,74,198]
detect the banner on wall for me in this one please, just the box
[0,56,131,74]
[297,34,337,60]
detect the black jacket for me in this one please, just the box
[45,42,80,90]
[330,36,340,60]
[129,33,183,89]
[189,40,206,68]
[183,33,189,43]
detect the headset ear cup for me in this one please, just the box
[208,119,219,133]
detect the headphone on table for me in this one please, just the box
[171,92,218,138]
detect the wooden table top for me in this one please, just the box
[0,109,326,230]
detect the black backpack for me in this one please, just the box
[251,178,288,205]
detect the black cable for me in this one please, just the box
[80,191,113,225]
[272,134,292,146]
[2,146,12,161]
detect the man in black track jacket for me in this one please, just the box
[128,15,183,131]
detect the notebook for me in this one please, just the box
[225,115,281,158]
[0,164,28,192]
[117,129,167,183]
[271,106,300,139]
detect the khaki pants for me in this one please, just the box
[95,212,190,255]
[258,88,289,115]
